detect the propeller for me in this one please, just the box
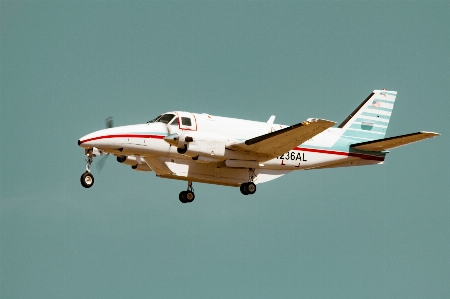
[96,116,114,173]
[106,116,114,129]
[96,153,109,173]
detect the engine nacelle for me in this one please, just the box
[131,164,152,172]
[117,155,127,163]
[116,155,147,168]
[164,133,193,148]
[164,131,228,159]
[117,155,138,167]
[183,141,225,158]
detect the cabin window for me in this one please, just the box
[169,118,178,126]
[181,117,192,126]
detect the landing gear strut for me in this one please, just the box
[81,149,95,188]
[240,168,257,195]
[179,181,195,203]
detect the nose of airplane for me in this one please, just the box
[78,124,143,149]
[78,128,112,148]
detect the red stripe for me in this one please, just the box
[81,135,384,161]
[80,134,164,144]
[294,147,384,161]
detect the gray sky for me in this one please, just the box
[1,1,449,298]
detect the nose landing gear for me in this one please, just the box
[80,149,95,188]
[179,181,195,203]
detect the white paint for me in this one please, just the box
[77,89,439,196]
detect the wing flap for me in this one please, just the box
[351,131,440,151]
[144,157,173,175]
[229,118,336,160]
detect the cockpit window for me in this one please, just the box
[147,115,162,123]
[158,114,175,124]
[147,113,176,124]
[169,118,178,126]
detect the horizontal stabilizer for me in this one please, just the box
[351,131,440,151]
[229,118,336,160]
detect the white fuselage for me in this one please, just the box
[78,111,384,186]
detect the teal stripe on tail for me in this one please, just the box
[338,90,397,142]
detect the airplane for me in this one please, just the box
[77,89,440,203]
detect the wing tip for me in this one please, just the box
[419,131,440,137]
[306,118,337,125]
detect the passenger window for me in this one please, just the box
[181,117,192,126]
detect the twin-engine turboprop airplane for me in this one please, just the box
[78,89,439,203]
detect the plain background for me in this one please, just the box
[1,1,449,298]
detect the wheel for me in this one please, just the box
[186,191,195,203]
[177,145,187,154]
[246,182,256,195]
[240,183,249,195]
[80,172,94,188]
[179,191,187,203]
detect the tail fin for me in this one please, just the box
[338,90,397,141]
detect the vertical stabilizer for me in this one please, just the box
[338,90,397,141]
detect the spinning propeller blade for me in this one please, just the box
[106,117,114,129]
[96,116,114,173]
[96,154,109,173]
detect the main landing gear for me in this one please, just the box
[179,181,195,203]
[240,168,257,195]
[240,182,256,195]
[80,149,95,188]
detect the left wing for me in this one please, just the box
[228,118,336,160]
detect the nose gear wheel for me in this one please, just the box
[80,171,94,188]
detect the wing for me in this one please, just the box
[228,118,336,160]
[351,131,440,151]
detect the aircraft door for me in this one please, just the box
[177,112,197,131]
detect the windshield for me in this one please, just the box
[147,113,176,124]
[159,114,176,124]
[147,115,162,123]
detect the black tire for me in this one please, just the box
[177,145,187,154]
[179,191,187,203]
[240,183,249,195]
[80,172,94,188]
[186,191,195,203]
[117,155,127,163]
[247,182,256,195]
